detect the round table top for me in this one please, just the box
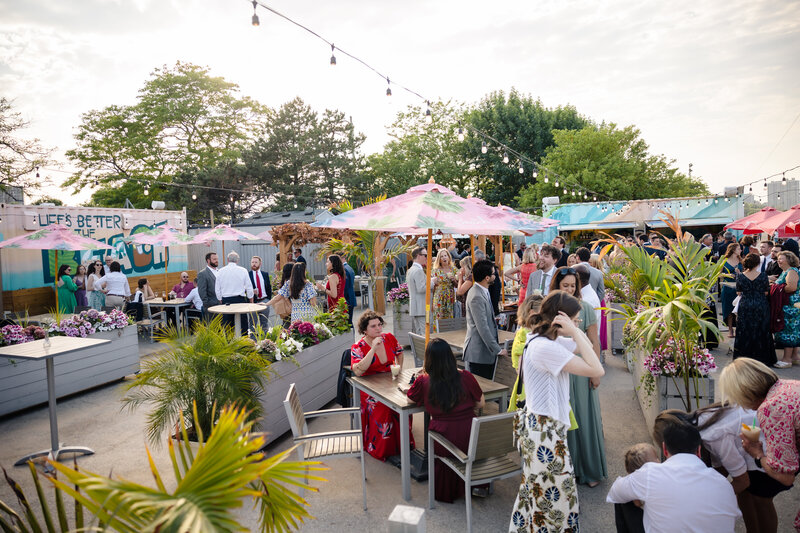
[208,303,266,314]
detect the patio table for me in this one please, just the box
[150,297,192,329]
[349,367,509,501]
[0,336,111,468]
[208,302,266,337]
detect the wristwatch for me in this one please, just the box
[754,456,763,469]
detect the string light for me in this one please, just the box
[555,180,559,187]
[385,77,391,97]
[532,169,538,178]
[457,127,465,142]
[778,193,782,200]
[330,44,336,65]
[782,172,787,183]
[424,103,432,124]
[544,173,549,184]
[502,152,509,164]
[192,193,197,200]
[144,187,149,196]
[518,163,524,174]
[481,141,487,154]
[251,0,259,26]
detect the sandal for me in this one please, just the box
[774,361,792,369]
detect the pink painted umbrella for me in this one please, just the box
[725,206,783,233]
[253,230,274,244]
[123,225,195,293]
[0,224,113,312]
[751,204,800,237]
[192,224,258,264]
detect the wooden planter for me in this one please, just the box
[0,326,139,417]
[258,331,354,446]
[628,345,715,443]
[390,303,412,347]
[610,303,625,354]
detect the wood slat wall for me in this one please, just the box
[2,270,197,315]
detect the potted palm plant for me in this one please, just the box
[600,214,725,420]
[122,317,271,444]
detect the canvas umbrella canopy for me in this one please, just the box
[724,206,784,233]
[313,180,559,343]
[750,204,800,237]
[192,224,258,264]
[123,225,195,293]
[253,230,274,243]
[0,224,113,312]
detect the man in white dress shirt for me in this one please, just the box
[525,244,559,297]
[95,261,130,309]
[214,251,254,331]
[406,247,428,336]
[606,413,741,532]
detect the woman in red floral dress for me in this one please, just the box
[351,310,414,460]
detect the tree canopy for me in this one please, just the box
[0,97,52,192]
[517,123,709,209]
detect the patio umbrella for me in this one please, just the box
[725,207,784,233]
[0,224,113,312]
[253,230,274,244]
[750,204,800,237]
[123,225,195,293]
[313,180,560,343]
[192,224,258,265]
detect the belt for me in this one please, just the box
[108,294,124,297]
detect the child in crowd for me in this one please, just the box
[614,443,660,533]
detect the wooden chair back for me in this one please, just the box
[409,332,426,367]
[436,317,466,332]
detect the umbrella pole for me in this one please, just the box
[470,235,476,265]
[425,229,433,346]
[500,237,505,307]
[54,250,59,313]
[164,246,169,295]
[222,241,226,266]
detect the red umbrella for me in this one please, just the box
[724,207,783,233]
[752,204,800,237]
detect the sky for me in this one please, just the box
[1,0,799,205]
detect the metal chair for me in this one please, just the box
[428,412,521,533]
[283,383,367,510]
[435,316,466,332]
[136,302,166,343]
[409,332,426,367]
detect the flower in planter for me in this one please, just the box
[313,322,332,342]
[289,321,320,347]
[254,338,279,362]
[0,324,34,346]
[386,283,410,305]
[279,337,303,357]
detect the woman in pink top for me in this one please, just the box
[504,246,538,298]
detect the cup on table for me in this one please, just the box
[390,364,401,379]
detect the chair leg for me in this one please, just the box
[360,448,367,511]
[428,433,435,509]
[465,480,472,533]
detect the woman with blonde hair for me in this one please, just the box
[719,358,798,532]
[432,248,457,322]
[455,257,472,318]
[773,250,800,368]
[504,246,538,299]
[567,253,579,267]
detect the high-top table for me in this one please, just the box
[150,297,192,329]
[349,367,509,501]
[0,336,111,468]
[208,303,266,337]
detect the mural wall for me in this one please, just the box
[0,204,188,291]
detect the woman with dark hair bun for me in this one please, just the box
[267,262,317,322]
[734,253,775,367]
[317,254,345,311]
[56,264,78,313]
[406,338,485,502]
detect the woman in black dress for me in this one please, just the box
[734,253,776,366]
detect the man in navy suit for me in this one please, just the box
[249,256,272,327]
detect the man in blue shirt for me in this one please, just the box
[343,262,357,328]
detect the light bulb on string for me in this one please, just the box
[782,172,787,183]
[519,163,524,174]
[555,180,559,187]
[457,127,465,142]
[192,193,197,200]
[144,187,149,196]
[424,102,432,124]
[544,173,549,183]
[563,188,568,195]
[714,198,718,204]
[532,169,538,178]
[481,141,487,154]
[251,0,259,26]
[778,193,781,200]
[749,185,753,193]
[330,44,336,65]
[502,152,509,164]
[35,166,40,178]
[764,179,768,189]
[385,77,392,97]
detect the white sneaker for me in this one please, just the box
[774,361,792,369]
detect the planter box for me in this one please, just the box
[259,331,354,446]
[610,303,625,353]
[0,326,139,417]
[628,346,715,444]
[390,303,412,347]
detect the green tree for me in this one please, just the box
[463,89,589,207]
[0,97,53,192]
[517,124,709,209]
[364,100,477,198]
[64,62,269,206]
[315,109,366,204]
[31,196,63,205]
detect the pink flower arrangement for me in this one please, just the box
[288,320,320,347]
[643,336,717,378]
[386,284,410,305]
[47,309,131,338]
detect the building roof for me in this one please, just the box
[236,208,329,227]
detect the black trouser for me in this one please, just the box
[348,304,355,329]
[221,295,248,332]
[466,361,495,380]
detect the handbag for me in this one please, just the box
[274,298,292,319]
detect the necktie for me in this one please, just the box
[255,272,263,299]
[540,272,548,293]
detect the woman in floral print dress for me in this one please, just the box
[350,310,414,460]
[432,249,458,323]
[509,291,605,532]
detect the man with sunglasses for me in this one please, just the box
[407,246,429,336]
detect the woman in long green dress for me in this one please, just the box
[432,249,457,323]
[549,267,608,487]
[57,264,78,314]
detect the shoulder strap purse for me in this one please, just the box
[515,334,537,409]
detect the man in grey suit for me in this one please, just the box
[406,246,428,336]
[464,260,508,380]
[196,252,220,318]
[525,244,560,297]
[576,247,605,302]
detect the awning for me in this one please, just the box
[646,217,733,228]
[560,221,636,231]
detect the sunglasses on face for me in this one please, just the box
[559,267,576,275]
